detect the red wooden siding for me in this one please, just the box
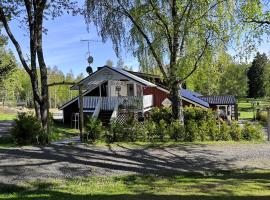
[143,87,169,107]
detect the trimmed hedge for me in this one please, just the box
[84,107,265,143]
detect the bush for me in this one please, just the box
[12,112,46,145]
[169,120,185,141]
[144,120,157,141]
[156,119,169,141]
[184,120,198,142]
[148,107,173,124]
[184,107,218,142]
[85,117,105,142]
[217,121,231,141]
[242,122,264,141]
[229,121,242,141]
[256,111,267,123]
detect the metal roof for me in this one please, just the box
[109,67,156,87]
[199,95,236,105]
[70,66,156,90]
[180,89,209,108]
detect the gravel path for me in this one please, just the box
[0,120,13,138]
[1,143,270,184]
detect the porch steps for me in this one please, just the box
[98,110,113,126]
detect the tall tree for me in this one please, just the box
[0,1,79,137]
[247,52,267,98]
[85,0,235,121]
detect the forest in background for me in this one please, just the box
[0,45,84,108]
[1,44,270,109]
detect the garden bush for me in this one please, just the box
[184,120,198,142]
[144,120,157,141]
[229,121,242,141]
[256,110,267,123]
[168,120,185,141]
[242,122,264,141]
[217,121,231,141]
[87,107,265,143]
[148,107,173,124]
[85,117,105,142]
[12,112,46,145]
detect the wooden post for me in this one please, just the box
[267,107,270,142]
[79,84,84,142]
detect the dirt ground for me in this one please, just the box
[1,143,270,184]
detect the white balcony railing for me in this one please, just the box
[82,95,153,111]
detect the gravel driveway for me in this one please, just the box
[0,120,13,138]
[1,143,270,184]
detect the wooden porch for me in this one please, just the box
[81,95,154,112]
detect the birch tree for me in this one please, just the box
[0,1,79,138]
[85,0,235,121]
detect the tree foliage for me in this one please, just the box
[0,0,80,137]
[247,52,267,98]
[85,0,236,121]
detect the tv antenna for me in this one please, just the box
[80,39,102,74]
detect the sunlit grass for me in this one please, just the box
[1,170,270,199]
[0,113,16,121]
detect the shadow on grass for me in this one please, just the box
[1,171,270,200]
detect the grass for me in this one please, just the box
[0,122,79,147]
[92,140,266,149]
[238,98,270,120]
[0,113,16,121]
[50,123,79,141]
[0,170,270,199]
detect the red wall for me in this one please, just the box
[143,87,169,107]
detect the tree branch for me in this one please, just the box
[116,0,167,78]
[182,33,210,81]
[0,4,31,75]
[148,0,173,53]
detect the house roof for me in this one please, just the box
[180,89,210,108]
[70,66,156,90]
[109,67,156,87]
[59,81,106,110]
[199,95,236,105]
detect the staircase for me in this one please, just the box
[98,110,113,126]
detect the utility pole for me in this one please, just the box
[267,107,270,141]
[79,84,84,142]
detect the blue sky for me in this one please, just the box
[5,4,270,77]
[6,8,138,77]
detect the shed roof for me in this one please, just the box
[199,95,236,105]
[180,89,209,108]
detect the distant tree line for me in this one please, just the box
[0,63,84,108]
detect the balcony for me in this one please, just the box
[81,95,154,112]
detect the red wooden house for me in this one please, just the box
[59,66,237,126]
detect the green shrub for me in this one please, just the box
[217,121,231,141]
[207,120,219,141]
[156,119,168,141]
[149,107,173,124]
[184,120,198,142]
[12,112,46,145]
[242,122,264,141]
[184,107,218,141]
[144,120,157,141]
[85,117,105,142]
[256,111,267,123]
[198,121,209,141]
[169,120,185,141]
[229,121,242,141]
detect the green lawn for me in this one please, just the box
[50,123,79,141]
[0,113,16,121]
[1,170,270,200]
[238,98,270,120]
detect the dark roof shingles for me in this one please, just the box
[199,95,236,105]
